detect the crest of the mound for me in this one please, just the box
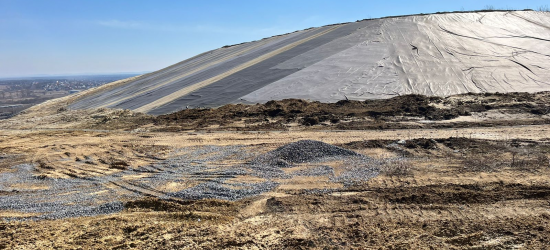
[252,140,361,167]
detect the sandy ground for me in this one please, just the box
[0,122,549,248]
[0,124,549,248]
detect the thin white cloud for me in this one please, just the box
[94,19,298,37]
[96,20,146,29]
[96,19,218,33]
[301,15,323,25]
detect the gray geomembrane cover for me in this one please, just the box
[69,11,550,115]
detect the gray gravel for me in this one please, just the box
[291,165,335,177]
[0,140,383,221]
[170,181,279,201]
[0,164,131,221]
[251,140,360,167]
[248,140,379,184]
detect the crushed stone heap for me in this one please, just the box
[252,140,360,168]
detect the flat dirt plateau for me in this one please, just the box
[1,92,550,249]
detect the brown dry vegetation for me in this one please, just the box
[1,92,550,249]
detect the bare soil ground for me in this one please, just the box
[1,92,550,249]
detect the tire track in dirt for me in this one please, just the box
[109,180,169,198]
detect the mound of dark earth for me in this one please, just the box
[252,140,360,168]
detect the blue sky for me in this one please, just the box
[1,0,548,78]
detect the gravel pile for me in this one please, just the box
[247,140,380,185]
[251,140,360,167]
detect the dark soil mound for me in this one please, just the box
[252,140,360,168]
[149,92,550,131]
[340,140,394,149]
[404,138,438,149]
[435,137,507,153]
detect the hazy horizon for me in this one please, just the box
[0,72,147,80]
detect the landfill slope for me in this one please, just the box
[69,11,550,115]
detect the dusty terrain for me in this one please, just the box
[1,92,550,249]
